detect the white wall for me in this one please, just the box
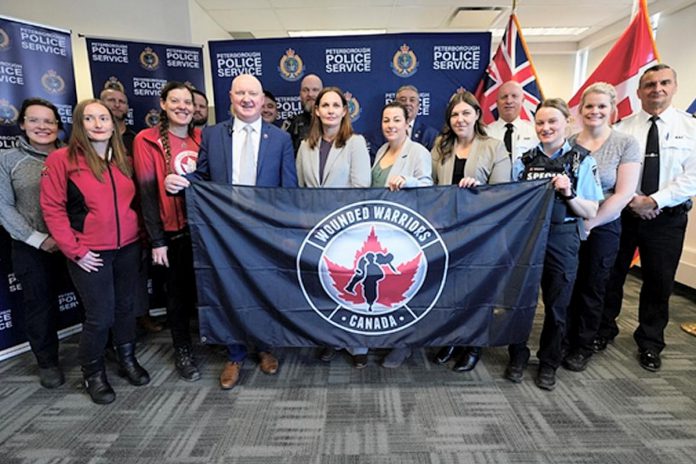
[530,54,577,101]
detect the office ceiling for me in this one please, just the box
[194,0,693,43]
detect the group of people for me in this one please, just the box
[1,63,693,404]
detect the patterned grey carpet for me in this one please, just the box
[1,274,695,463]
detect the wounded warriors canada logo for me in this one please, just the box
[297,201,448,335]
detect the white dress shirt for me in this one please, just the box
[615,106,696,208]
[487,117,538,163]
[232,117,262,185]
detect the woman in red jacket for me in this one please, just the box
[40,99,149,405]
[132,82,202,381]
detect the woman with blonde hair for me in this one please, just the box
[563,82,641,372]
[41,99,149,404]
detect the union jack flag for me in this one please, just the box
[475,14,544,125]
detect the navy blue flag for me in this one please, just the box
[187,181,554,349]
[209,33,490,152]
[85,37,205,132]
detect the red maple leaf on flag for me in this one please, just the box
[323,227,422,309]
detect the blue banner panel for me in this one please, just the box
[209,33,490,151]
[0,16,80,355]
[187,181,553,349]
[86,37,205,132]
[0,16,76,150]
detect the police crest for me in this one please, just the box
[139,47,160,71]
[344,91,362,123]
[391,44,418,78]
[0,99,19,125]
[278,48,304,82]
[41,70,65,95]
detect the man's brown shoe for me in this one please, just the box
[258,352,279,375]
[219,361,241,389]
[137,315,163,333]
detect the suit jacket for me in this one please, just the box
[296,134,371,188]
[373,138,433,187]
[431,136,511,186]
[190,117,297,187]
[412,120,439,151]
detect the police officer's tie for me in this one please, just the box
[239,124,257,185]
[641,115,660,195]
[504,123,514,158]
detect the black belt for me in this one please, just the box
[662,200,692,215]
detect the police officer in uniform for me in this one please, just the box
[598,64,696,371]
[505,98,603,390]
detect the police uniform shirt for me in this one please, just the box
[614,106,696,208]
[487,117,538,162]
[513,141,604,205]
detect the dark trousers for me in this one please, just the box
[11,240,65,368]
[68,242,140,365]
[511,222,580,369]
[600,209,687,353]
[164,232,197,348]
[566,218,621,356]
[134,246,150,317]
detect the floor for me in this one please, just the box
[1,274,695,464]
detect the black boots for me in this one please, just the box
[174,345,201,381]
[82,358,116,405]
[115,343,151,386]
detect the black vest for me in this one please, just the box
[520,146,589,224]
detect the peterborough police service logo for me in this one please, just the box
[103,76,125,93]
[41,69,65,95]
[297,201,448,335]
[391,43,418,78]
[145,109,160,127]
[139,47,160,71]
[0,99,19,125]
[0,28,10,51]
[278,48,304,82]
[344,91,362,123]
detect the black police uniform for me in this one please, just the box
[509,146,589,370]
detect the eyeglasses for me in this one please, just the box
[24,117,59,126]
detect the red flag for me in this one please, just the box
[568,0,660,121]
[474,14,544,125]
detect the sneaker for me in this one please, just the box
[174,346,201,381]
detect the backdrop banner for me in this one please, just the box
[187,181,553,349]
[208,32,490,152]
[85,37,205,132]
[0,15,77,149]
[0,16,80,356]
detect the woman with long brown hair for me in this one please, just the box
[431,91,511,373]
[40,99,149,404]
[133,81,202,382]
